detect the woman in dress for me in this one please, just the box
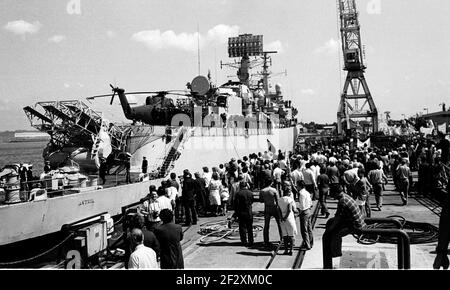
[208,172,222,216]
[278,182,298,255]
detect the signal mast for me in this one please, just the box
[337,0,378,135]
[221,34,277,93]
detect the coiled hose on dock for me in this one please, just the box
[354,215,439,245]
[198,218,264,244]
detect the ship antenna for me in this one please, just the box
[197,23,201,75]
[214,46,218,84]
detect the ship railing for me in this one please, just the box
[1,175,100,204]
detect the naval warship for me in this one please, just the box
[0,34,300,267]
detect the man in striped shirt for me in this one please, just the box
[323,186,366,260]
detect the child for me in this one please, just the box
[219,184,230,216]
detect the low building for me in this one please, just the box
[422,110,450,134]
[10,132,50,142]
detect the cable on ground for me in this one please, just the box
[353,215,439,245]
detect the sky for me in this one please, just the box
[0,0,449,131]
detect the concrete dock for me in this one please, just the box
[180,175,442,269]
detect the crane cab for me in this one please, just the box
[344,49,362,70]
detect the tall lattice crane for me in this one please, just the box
[337,0,378,135]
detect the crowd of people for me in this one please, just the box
[128,131,449,269]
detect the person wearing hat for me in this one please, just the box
[232,181,254,247]
[26,165,34,185]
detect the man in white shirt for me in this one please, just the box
[312,161,321,181]
[303,163,317,200]
[128,229,159,269]
[262,151,273,161]
[202,167,212,187]
[278,158,288,171]
[290,165,304,200]
[165,180,178,211]
[272,164,285,196]
[157,189,173,212]
[297,180,313,250]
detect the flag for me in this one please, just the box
[438,123,447,134]
[267,139,276,154]
[357,138,371,148]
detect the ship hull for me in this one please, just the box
[0,125,297,264]
[0,180,163,247]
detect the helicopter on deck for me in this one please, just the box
[86,75,252,127]
[87,75,215,126]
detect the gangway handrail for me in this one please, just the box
[322,218,411,269]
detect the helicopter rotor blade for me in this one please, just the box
[87,94,114,100]
[86,88,193,102]
[110,90,116,105]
